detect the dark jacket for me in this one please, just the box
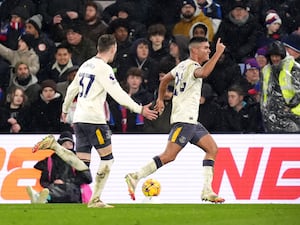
[32,33,56,81]
[204,50,242,107]
[30,92,64,132]
[118,39,160,94]
[220,97,263,133]
[198,99,222,133]
[0,102,31,133]
[34,153,92,203]
[144,99,172,133]
[0,0,36,22]
[108,87,153,133]
[214,12,262,62]
[38,0,85,26]
[62,37,97,66]
[81,18,108,47]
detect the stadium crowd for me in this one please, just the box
[0,0,300,134]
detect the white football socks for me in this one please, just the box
[203,166,214,192]
[136,159,158,180]
[91,159,114,200]
[52,142,89,171]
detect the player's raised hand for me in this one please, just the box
[142,103,158,120]
[215,38,226,56]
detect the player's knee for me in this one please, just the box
[210,145,219,156]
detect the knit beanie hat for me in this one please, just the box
[66,20,83,35]
[11,6,30,20]
[19,33,35,49]
[181,0,197,11]
[26,14,43,33]
[40,79,57,91]
[244,58,260,71]
[282,33,300,53]
[255,47,267,57]
[57,131,74,145]
[230,1,248,11]
[265,12,282,27]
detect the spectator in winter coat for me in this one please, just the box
[25,14,56,82]
[0,57,11,105]
[0,0,36,24]
[220,84,263,133]
[117,38,160,94]
[167,34,190,66]
[112,2,148,42]
[107,18,132,82]
[237,58,261,94]
[37,0,85,42]
[147,23,170,63]
[108,67,154,133]
[255,47,268,69]
[196,0,222,35]
[256,11,285,49]
[81,1,108,48]
[213,1,262,63]
[0,6,29,49]
[0,87,31,133]
[7,61,40,107]
[190,22,208,39]
[0,33,40,77]
[282,32,300,63]
[40,44,75,83]
[173,0,214,42]
[61,21,96,66]
[29,79,66,133]
[260,41,300,133]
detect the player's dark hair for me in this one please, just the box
[97,34,116,52]
[189,36,208,45]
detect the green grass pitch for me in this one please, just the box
[1,204,299,225]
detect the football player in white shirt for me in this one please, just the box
[125,37,226,203]
[32,34,158,208]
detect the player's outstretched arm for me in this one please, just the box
[195,38,226,78]
[142,103,158,120]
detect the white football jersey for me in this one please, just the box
[170,58,202,125]
[62,57,142,124]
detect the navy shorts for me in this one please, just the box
[168,122,209,147]
[73,123,112,153]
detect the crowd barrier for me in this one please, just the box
[0,134,299,203]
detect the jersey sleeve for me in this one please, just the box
[62,74,80,113]
[101,68,143,114]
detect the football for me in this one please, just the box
[142,178,161,197]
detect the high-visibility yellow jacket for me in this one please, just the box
[262,57,300,116]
